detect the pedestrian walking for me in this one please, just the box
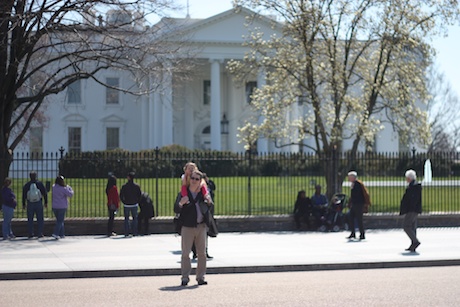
[175,170,211,286]
[106,175,119,237]
[346,171,370,240]
[51,175,74,239]
[400,169,422,252]
[1,177,17,240]
[22,171,48,238]
[120,171,141,237]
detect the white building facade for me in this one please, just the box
[17,7,408,156]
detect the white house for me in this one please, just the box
[17,7,412,157]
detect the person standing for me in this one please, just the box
[138,192,154,235]
[347,171,367,240]
[22,171,48,238]
[175,170,210,286]
[400,169,422,252]
[1,178,17,240]
[106,175,119,237]
[120,172,141,237]
[51,176,74,240]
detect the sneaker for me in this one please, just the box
[8,235,16,240]
[38,235,44,239]
[52,234,59,240]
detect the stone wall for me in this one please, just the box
[6,214,460,237]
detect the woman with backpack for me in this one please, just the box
[51,175,74,239]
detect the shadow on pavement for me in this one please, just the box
[159,285,199,292]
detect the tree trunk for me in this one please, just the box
[321,148,343,201]
[0,145,13,181]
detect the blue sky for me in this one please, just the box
[177,0,460,97]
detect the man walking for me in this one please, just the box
[400,169,422,252]
[22,171,48,238]
[120,172,141,237]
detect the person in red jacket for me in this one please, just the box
[106,175,120,237]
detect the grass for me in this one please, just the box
[6,176,460,219]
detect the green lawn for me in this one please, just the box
[7,176,460,218]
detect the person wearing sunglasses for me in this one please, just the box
[175,170,211,286]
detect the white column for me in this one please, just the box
[141,90,149,149]
[210,59,222,150]
[153,83,162,148]
[228,74,239,152]
[183,85,194,148]
[162,69,173,146]
[257,70,268,153]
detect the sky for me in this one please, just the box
[174,0,460,98]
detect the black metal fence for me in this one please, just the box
[3,149,460,218]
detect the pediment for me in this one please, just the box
[165,7,283,44]
[100,114,125,122]
[62,113,87,122]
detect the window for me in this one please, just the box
[67,80,81,104]
[245,81,257,104]
[106,127,120,150]
[68,127,82,153]
[106,77,120,105]
[203,80,211,105]
[202,126,210,134]
[29,127,43,158]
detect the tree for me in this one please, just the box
[229,0,459,197]
[426,64,460,152]
[0,0,191,180]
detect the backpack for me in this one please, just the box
[357,179,371,213]
[27,183,42,203]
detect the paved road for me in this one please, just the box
[1,266,458,306]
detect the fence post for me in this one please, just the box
[246,149,252,215]
[58,146,65,175]
[332,146,338,193]
[154,146,160,216]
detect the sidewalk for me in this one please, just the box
[1,228,460,280]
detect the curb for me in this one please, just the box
[2,259,460,280]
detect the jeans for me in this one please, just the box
[2,205,14,239]
[27,200,44,236]
[124,206,138,236]
[53,208,67,237]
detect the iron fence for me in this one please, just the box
[3,149,460,218]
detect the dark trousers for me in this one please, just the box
[294,212,311,229]
[138,215,150,235]
[349,204,364,235]
[27,200,44,237]
[403,212,419,245]
[107,209,116,235]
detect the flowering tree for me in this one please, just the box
[0,0,191,179]
[229,0,459,195]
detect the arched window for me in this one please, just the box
[202,126,211,134]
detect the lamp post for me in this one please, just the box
[220,113,229,134]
